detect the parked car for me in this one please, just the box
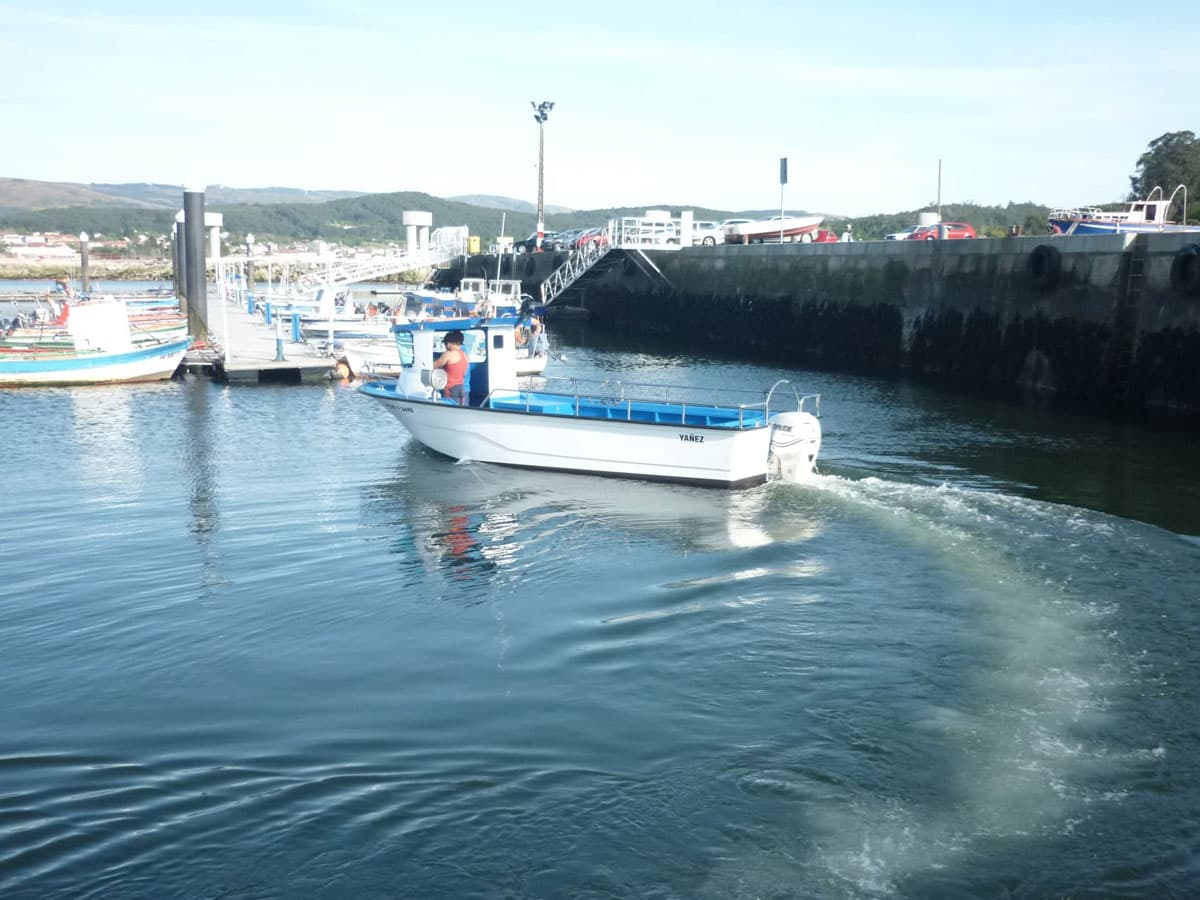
[885,225,920,241]
[514,230,574,252]
[692,220,724,246]
[811,229,840,243]
[549,228,585,250]
[540,231,569,251]
[514,231,559,253]
[574,227,608,250]
[906,222,977,240]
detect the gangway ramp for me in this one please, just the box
[293,246,459,292]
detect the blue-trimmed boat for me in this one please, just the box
[1048,184,1198,236]
[0,300,189,387]
[358,316,822,488]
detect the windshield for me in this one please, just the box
[395,329,488,368]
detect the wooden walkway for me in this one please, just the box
[182,292,336,384]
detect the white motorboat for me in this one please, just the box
[0,300,190,387]
[723,214,824,244]
[358,317,822,488]
[1048,184,1197,236]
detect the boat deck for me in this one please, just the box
[487,391,769,428]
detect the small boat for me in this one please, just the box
[3,294,187,350]
[358,317,822,487]
[0,300,190,387]
[299,292,427,341]
[723,214,824,244]
[1048,184,1198,236]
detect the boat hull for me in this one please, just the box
[362,384,777,487]
[0,337,191,386]
[724,215,823,244]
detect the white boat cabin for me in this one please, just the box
[394,316,521,405]
[456,277,529,316]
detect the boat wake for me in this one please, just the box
[688,472,1197,896]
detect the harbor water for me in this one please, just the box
[2,327,1199,898]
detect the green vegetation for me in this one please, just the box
[1,132,1194,242]
[1128,130,1200,222]
[0,193,1049,245]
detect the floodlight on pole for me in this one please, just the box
[531,100,554,251]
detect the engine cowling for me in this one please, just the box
[768,411,822,482]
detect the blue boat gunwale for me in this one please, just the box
[0,334,192,373]
[358,381,821,431]
[485,391,769,429]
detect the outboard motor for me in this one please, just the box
[767,411,822,482]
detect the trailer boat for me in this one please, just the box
[723,214,824,244]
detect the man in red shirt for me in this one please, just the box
[434,330,469,405]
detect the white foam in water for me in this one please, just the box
[746,472,1150,892]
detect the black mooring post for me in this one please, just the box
[183,187,208,341]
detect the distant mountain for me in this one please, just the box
[0,178,364,212]
[449,194,574,215]
[0,177,1050,242]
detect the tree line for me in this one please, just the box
[2,132,1195,245]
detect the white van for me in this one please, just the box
[692,221,723,246]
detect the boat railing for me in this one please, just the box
[1167,184,1188,225]
[765,379,821,418]
[491,376,820,427]
[1049,206,1113,221]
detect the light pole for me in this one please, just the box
[531,100,554,252]
[78,232,90,294]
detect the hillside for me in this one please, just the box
[448,194,574,215]
[0,177,1052,242]
[0,178,363,212]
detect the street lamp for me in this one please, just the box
[531,100,554,251]
[78,232,90,293]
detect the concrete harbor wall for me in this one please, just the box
[460,234,1200,420]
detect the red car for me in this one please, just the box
[811,229,840,243]
[574,227,608,250]
[906,222,977,240]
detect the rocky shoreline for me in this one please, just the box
[0,257,424,285]
[0,258,172,281]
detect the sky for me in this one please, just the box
[2,1,1196,218]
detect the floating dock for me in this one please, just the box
[181,293,336,384]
